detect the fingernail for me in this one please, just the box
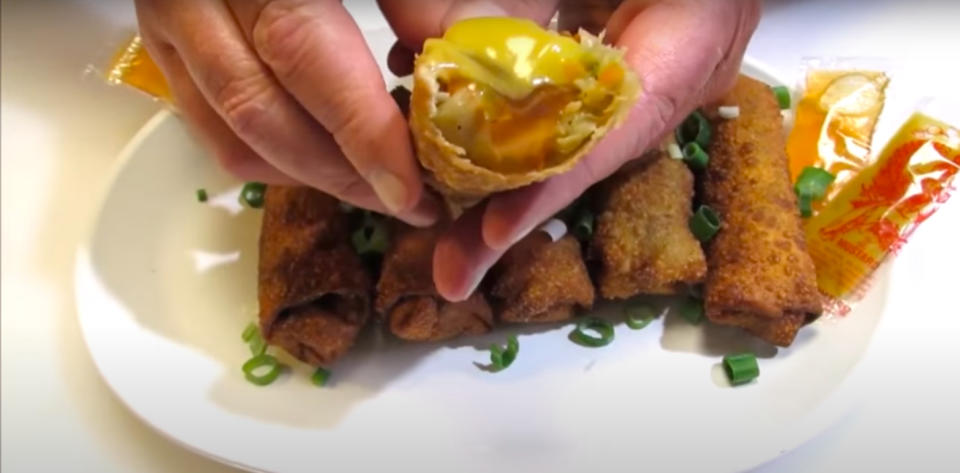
[444,1,509,29]
[368,170,410,214]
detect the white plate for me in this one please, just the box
[75,26,892,473]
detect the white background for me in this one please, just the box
[2,0,958,472]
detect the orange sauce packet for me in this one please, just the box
[803,112,960,308]
[106,35,173,103]
[786,70,889,213]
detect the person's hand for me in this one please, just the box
[431,0,763,300]
[134,0,439,225]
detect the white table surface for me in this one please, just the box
[2,0,958,472]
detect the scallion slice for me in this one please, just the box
[570,317,615,347]
[241,322,267,356]
[794,166,835,217]
[242,354,282,386]
[239,182,267,208]
[676,110,712,149]
[795,166,835,200]
[798,193,814,218]
[689,205,721,242]
[241,322,258,342]
[572,209,595,241]
[679,298,704,325]
[312,367,331,387]
[772,85,792,110]
[625,303,656,330]
[196,188,208,202]
[351,214,389,255]
[722,352,760,385]
[488,335,519,372]
[682,142,709,172]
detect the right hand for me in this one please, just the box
[134,0,439,225]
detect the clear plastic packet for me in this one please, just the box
[802,100,960,315]
[104,34,173,104]
[785,58,892,214]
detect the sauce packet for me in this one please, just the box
[786,60,890,214]
[802,104,960,315]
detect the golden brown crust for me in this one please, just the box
[490,232,595,323]
[409,33,640,209]
[703,76,822,347]
[258,186,372,366]
[592,151,707,298]
[376,224,493,341]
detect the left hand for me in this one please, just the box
[430,0,763,300]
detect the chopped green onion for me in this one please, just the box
[722,352,760,385]
[682,142,710,172]
[675,110,712,149]
[312,367,331,387]
[772,85,792,110]
[248,333,267,356]
[196,188,208,202]
[488,335,519,372]
[239,182,267,208]
[689,205,721,242]
[241,322,267,356]
[572,209,594,241]
[679,298,704,325]
[242,354,282,386]
[241,322,258,342]
[794,166,835,218]
[625,303,656,330]
[795,166,835,200]
[570,317,615,347]
[798,194,814,218]
[351,215,389,255]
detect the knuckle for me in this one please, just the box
[213,75,273,141]
[251,2,316,78]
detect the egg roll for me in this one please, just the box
[258,186,372,366]
[411,17,640,209]
[591,151,707,298]
[489,232,595,323]
[703,76,822,347]
[376,224,494,341]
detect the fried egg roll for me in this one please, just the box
[591,151,707,298]
[258,186,372,366]
[490,232,595,323]
[703,76,822,347]
[376,224,494,341]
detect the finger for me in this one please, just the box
[387,41,415,77]
[433,205,503,302]
[226,0,424,216]
[140,35,296,184]
[378,0,560,50]
[160,1,437,225]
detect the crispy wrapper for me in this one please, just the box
[258,187,372,366]
[376,224,494,341]
[490,232,595,323]
[410,31,640,211]
[592,151,707,298]
[703,76,823,347]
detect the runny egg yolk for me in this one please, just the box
[423,17,621,173]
